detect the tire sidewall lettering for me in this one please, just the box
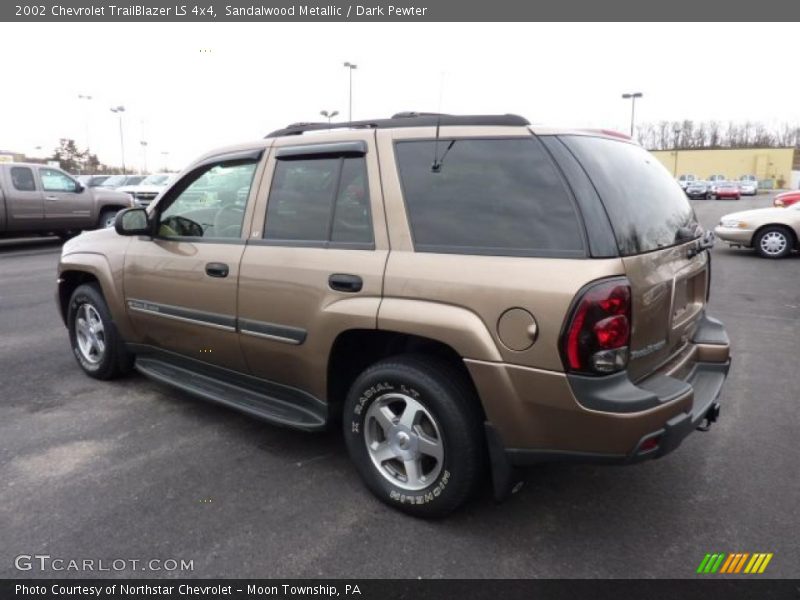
[389,470,450,505]
[350,378,452,505]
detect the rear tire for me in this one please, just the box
[343,355,486,518]
[67,283,133,379]
[754,226,793,259]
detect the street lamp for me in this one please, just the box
[672,124,682,176]
[621,92,643,137]
[343,62,357,121]
[320,110,339,124]
[110,106,126,173]
[140,140,148,174]
[77,94,92,152]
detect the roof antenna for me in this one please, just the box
[431,72,448,173]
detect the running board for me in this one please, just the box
[134,355,327,431]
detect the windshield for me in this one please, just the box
[561,136,697,255]
[141,174,171,185]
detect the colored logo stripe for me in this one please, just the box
[698,552,773,574]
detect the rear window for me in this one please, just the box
[560,136,697,256]
[395,138,585,257]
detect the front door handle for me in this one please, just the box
[329,273,363,293]
[45,196,59,201]
[205,262,229,278]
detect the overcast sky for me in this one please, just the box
[1,22,798,172]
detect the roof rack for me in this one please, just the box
[265,113,530,138]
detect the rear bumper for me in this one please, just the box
[473,312,731,491]
[503,358,729,466]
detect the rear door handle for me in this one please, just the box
[329,273,363,293]
[45,196,58,201]
[205,262,229,278]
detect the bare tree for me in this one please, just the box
[637,119,800,150]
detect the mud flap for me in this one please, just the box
[484,423,524,502]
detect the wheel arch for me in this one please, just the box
[326,329,487,423]
[754,222,798,249]
[58,254,134,339]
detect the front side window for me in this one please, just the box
[395,137,585,256]
[40,168,77,192]
[11,167,35,191]
[158,161,257,239]
[264,156,373,246]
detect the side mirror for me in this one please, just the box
[115,207,150,236]
[75,182,85,193]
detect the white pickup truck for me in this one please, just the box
[0,163,133,239]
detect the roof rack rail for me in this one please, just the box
[265,113,530,138]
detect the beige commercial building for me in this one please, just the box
[650,147,800,189]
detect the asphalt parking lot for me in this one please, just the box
[1,193,798,579]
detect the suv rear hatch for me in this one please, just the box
[559,135,708,381]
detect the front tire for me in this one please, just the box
[67,284,132,379]
[754,226,793,259]
[343,355,485,518]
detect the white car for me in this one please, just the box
[738,175,758,196]
[117,173,175,208]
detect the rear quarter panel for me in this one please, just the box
[375,127,626,369]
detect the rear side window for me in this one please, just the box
[394,138,585,257]
[10,167,35,191]
[264,156,373,247]
[560,136,696,256]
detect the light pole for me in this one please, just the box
[161,151,169,172]
[343,62,357,121]
[320,110,339,124]
[672,125,681,176]
[77,94,92,152]
[140,141,148,174]
[621,92,643,138]
[110,106,126,173]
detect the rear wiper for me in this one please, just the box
[687,230,715,258]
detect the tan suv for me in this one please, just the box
[56,114,731,517]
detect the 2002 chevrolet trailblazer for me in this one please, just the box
[56,113,731,517]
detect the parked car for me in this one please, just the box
[677,174,696,190]
[738,180,758,196]
[56,114,730,517]
[0,163,133,238]
[686,180,711,199]
[709,181,740,200]
[117,173,175,207]
[77,174,112,188]
[99,174,146,189]
[738,174,758,196]
[708,174,726,183]
[773,190,800,208]
[715,202,800,258]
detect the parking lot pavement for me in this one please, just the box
[1,193,798,579]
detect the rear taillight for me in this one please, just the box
[562,279,631,375]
